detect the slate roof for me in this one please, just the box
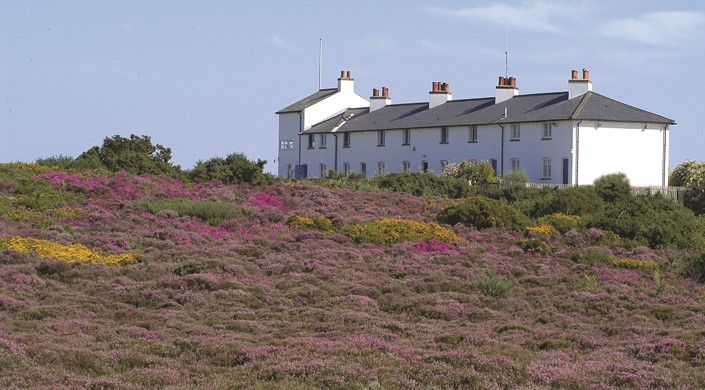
[302,91,675,133]
[276,88,338,114]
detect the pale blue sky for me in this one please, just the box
[2,1,704,173]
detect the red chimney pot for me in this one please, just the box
[340,70,345,78]
[582,68,590,80]
[571,70,578,80]
[346,71,351,79]
[509,77,516,87]
[372,88,380,97]
[382,87,389,97]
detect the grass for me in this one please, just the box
[137,198,243,225]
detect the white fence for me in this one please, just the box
[498,180,687,204]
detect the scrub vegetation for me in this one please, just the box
[2,148,705,388]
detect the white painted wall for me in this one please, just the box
[575,121,669,186]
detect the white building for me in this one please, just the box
[276,69,675,186]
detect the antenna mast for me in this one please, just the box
[318,38,323,90]
[504,19,508,78]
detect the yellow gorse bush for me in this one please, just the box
[525,224,559,238]
[7,207,77,222]
[537,213,585,233]
[0,236,138,267]
[611,258,657,271]
[345,218,459,245]
[0,162,56,177]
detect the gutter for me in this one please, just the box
[498,124,505,177]
[575,120,581,185]
[297,112,303,178]
[662,125,668,187]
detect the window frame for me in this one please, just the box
[307,134,314,149]
[343,162,350,176]
[319,134,327,148]
[542,123,552,140]
[320,163,327,178]
[286,164,293,179]
[510,124,520,141]
[377,130,386,146]
[402,129,411,145]
[376,161,385,175]
[342,132,351,148]
[542,157,552,179]
[440,127,449,144]
[510,158,520,171]
[468,125,478,143]
[402,161,411,173]
[280,140,294,149]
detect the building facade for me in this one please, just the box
[277,69,675,186]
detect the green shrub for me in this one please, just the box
[532,186,604,218]
[594,173,631,203]
[137,199,242,225]
[374,172,471,198]
[436,196,530,230]
[75,134,181,176]
[473,270,512,298]
[503,169,529,183]
[572,247,613,265]
[344,218,459,245]
[188,153,270,185]
[587,194,703,249]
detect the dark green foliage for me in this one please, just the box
[137,198,243,225]
[588,194,703,249]
[374,173,471,198]
[34,155,76,170]
[189,153,270,185]
[503,169,529,183]
[594,173,631,202]
[532,186,605,218]
[75,134,179,175]
[437,196,531,230]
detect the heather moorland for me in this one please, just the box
[1,162,705,389]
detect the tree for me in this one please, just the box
[74,134,179,175]
[670,160,705,215]
[189,153,268,184]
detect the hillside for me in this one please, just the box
[1,164,704,389]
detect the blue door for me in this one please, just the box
[562,158,569,184]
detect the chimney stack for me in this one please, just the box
[337,69,355,93]
[370,86,391,112]
[429,81,452,109]
[568,68,592,99]
[495,75,519,104]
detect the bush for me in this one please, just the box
[587,194,703,249]
[537,213,586,233]
[189,153,270,185]
[374,173,471,198]
[75,134,180,176]
[532,186,604,218]
[137,199,243,225]
[473,270,512,298]
[611,258,657,271]
[436,196,530,231]
[287,215,335,232]
[594,173,631,203]
[344,218,459,245]
[503,169,529,183]
[441,160,498,184]
[517,238,552,255]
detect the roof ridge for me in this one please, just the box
[570,92,592,119]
